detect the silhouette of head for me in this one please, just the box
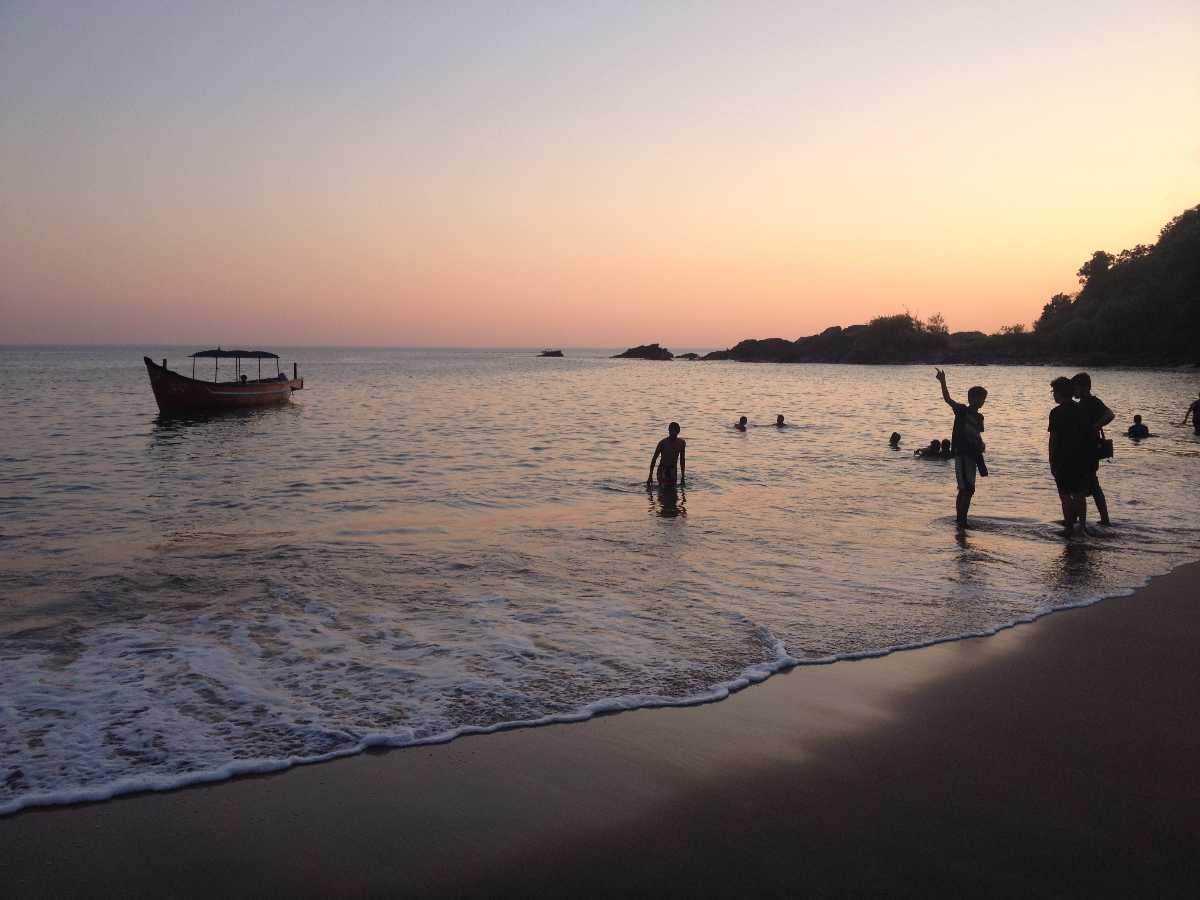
[777,415,785,426]
[668,422,680,436]
[967,386,987,408]
[1071,372,1091,397]
[889,431,901,446]
[929,439,940,450]
[941,439,951,452]
[1133,414,1142,424]
[1051,376,1074,404]
[739,416,748,425]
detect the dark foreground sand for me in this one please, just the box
[3,562,1199,898]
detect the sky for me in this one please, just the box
[1,1,1197,348]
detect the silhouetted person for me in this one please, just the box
[1072,372,1113,525]
[648,422,686,485]
[889,431,901,447]
[777,415,787,428]
[915,439,941,458]
[1050,377,1090,535]
[1127,415,1150,439]
[940,438,952,458]
[735,416,748,431]
[240,374,248,384]
[935,369,988,525]
[1182,391,1200,434]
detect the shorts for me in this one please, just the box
[954,455,977,493]
[1085,472,1103,497]
[656,463,677,485]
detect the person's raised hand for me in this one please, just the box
[935,368,946,382]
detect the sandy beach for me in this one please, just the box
[3,560,1198,898]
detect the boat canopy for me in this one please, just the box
[189,349,279,359]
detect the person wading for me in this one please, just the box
[1072,372,1114,526]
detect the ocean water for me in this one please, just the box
[2,346,1198,815]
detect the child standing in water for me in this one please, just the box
[935,369,988,526]
[648,422,686,485]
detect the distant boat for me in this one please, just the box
[144,349,304,414]
[538,349,564,357]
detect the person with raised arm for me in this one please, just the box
[935,369,988,526]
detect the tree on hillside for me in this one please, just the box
[1077,250,1114,285]
[926,312,949,335]
[1035,292,1074,331]
[1115,244,1151,266]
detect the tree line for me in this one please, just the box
[704,204,1199,366]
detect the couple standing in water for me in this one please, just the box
[936,367,1114,535]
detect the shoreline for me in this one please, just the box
[4,561,1199,897]
[2,556,1189,820]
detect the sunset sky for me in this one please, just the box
[2,1,1197,347]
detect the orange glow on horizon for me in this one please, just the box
[1,3,1197,347]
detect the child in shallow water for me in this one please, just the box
[935,368,989,525]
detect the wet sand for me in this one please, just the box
[3,561,1199,898]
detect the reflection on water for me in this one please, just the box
[649,483,687,518]
[1,346,1198,814]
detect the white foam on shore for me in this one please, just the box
[0,561,1178,819]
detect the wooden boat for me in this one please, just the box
[538,349,564,357]
[144,349,304,414]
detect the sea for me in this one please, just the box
[2,346,1198,816]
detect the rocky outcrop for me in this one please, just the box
[613,344,673,360]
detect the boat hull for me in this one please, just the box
[144,357,303,413]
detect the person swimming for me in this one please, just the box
[776,415,787,428]
[1127,415,1150,439]
[914,439,942,458]
[940,438,952,457]
[889,432,901,448]
[735,416,748,431]
[648,422,686,485]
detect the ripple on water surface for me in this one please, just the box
[1,347,1198,814]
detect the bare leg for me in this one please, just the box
[956,489,973,525]
[1058,490,1076,534]
[1092,481,1111,525]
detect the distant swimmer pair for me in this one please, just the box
[734,415,787,431]
[914,439,952,459]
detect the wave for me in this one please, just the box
[1,557,1184,819]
